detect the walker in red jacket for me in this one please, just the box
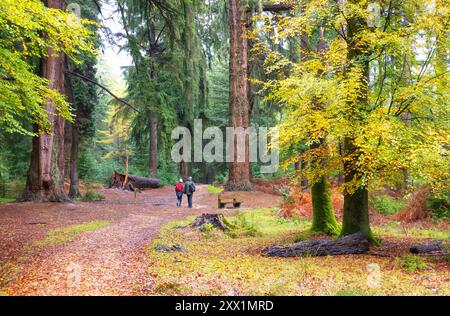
[175,179,184,207]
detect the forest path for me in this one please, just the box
[0,185,279,296]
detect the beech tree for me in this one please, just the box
[0,0,95,201]
[261,0,449,241]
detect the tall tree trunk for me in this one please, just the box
[22,0,68,202]
[302,28,338,235]
[311,177,339,235]
[340,3,372,239]
[227,0,252,191]
[341,138,370,237]
[69,123,80,198]
[148,113,158,177]
[66,60,80,199]
[180,160,189,180]
[148,20,159,178]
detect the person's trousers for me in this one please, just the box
[187,194,193,208]
[176,193,183,206]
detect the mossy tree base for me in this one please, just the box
[311,177,340,236]
[341,186,378,244]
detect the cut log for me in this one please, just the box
[108,171,161,191]
[410,241,446,254]
[262,232,370,257]
[191,214,230,231]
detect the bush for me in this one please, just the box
[427,194,450,220]
[226,213,262,238]
[397,189,450,222]
[369,195,406,215]
[214,172,228,185]
[400,255,428,272]
[79,191,105,202]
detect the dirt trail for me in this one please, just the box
[0,186,279,296]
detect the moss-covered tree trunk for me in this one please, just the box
[341,138,371,237]
[340,3,372,239]
[308,30,339,235]
[311,176,339,235]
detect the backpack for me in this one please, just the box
[189,183,196,193]
[175,183,183,192]
[185,182,196,194]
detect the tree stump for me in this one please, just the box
[262,232,370,257]
[191,214,230,231]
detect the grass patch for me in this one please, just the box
[32,220,110,249]
[335,288,372,296]
[206,185,224,194]
[0,198,15,203]
[0,262,20,288]
[147,209,450,296]
[400,255,429,272]
[369,195,406,215]
[76,191,106,202]
[374,222,450,240]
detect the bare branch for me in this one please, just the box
[65,70,140,113]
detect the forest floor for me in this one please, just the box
[0,185,276,295]
[0,185,448,296]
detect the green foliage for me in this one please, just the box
[226,213,263,238]
[369,195,406,215]
[400,255,429,272]
[78,191,105,202]
[0,0,96,135]
[0,198,15,203]
[426,193,450,220]
[202,223,215,239]
[259,0,449,194]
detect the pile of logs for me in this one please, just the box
[108,171,161,191]
[262,232,370,257]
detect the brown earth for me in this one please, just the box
[0,185,280,296]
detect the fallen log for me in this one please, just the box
[410,241,446,254]
[155,244,189,253]
[262,232,370,257]
[108,171,162,191]
[191,214,230,231]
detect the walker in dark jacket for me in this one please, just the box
[183,177,196,208]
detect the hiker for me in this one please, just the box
[175,179,184,207]
[183,176,196,208]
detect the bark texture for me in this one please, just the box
[22,0,68,202]
[410,241,446,255]
[341,1,372,239]
[191,214,230,231]
[263,232,370,257]
[226,0,252,191]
